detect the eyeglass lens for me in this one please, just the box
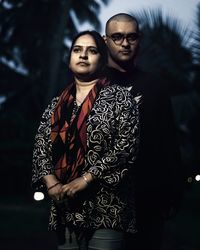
[110,33,139,44]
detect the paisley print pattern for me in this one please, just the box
[32,85,140,234]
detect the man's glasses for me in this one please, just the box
[106,32,140,45]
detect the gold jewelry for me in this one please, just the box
[82,174,90,185]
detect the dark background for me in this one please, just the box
[0,1,200,249]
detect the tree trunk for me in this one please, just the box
[44,0,72,105]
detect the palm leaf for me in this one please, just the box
[191,3,200,93]
[131,8,193,94]
[192,3,200,64]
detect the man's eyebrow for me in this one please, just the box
[110,32,122,35]
[111,32,137,35]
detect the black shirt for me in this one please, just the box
[105,66,183,217]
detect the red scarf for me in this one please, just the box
[51,78,108,183]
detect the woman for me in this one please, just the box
[32,30,139,250]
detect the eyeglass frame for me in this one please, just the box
[106,32,140,45]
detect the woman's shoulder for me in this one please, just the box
[101,84,141,107]
[97,85,136,108]
[41,96,59,120]
[101,84,133,95]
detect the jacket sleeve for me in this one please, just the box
[87,88,140,187]
[31,97,58,190]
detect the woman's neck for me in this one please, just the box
[75,78,98,91]
[75,77,98,106]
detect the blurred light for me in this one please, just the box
[34,192,45,201]
[0,95,6,109]
[187,177,193,183]
[195,175,200,182]
[2,1,13,9]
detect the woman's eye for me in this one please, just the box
[88,48,98,54]
[73,48,81,53]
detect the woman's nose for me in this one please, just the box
[80,50,88,59]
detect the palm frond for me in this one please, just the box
[192,3,200,63]
[133,8,191,46]
[130,8,193,94]
[71,0,110,31]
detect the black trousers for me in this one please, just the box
[124,216,164,250]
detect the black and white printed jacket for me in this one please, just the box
[32,84,140,234]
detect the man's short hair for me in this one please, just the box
[106,13,139,34]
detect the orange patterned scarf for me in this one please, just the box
[51,78,108,183]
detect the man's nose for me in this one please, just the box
[121,37,129,47]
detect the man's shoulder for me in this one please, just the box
[105,66,167,94]
[133,67,162,84]
[105,66,162,84]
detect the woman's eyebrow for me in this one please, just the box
[73,45,98,49]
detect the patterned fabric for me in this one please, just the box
[32,84,140,234]
[50,78,107,183]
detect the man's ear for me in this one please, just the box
[103,35,107,43]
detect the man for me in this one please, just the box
[103,13,184,250]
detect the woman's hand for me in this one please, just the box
[43,174,62,201]
[47,183,63,201]
[60,173,93,199]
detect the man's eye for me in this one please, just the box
[112,35,123,41]
[128,34,139,41]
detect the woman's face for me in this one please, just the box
[69,34,101,79]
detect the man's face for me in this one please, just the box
[105,20,140,64]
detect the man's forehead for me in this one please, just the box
[107,20,137,32]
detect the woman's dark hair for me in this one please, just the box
[68,30,108,73]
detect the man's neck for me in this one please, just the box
[108,57,135,73]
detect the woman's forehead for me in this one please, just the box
[74,34,96,47]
